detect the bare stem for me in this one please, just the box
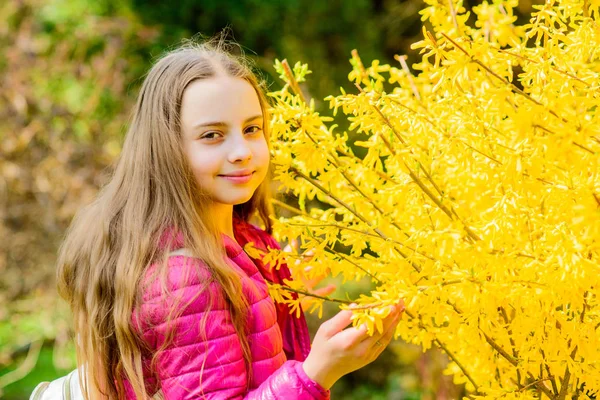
[279,285,352,304]
[519,378,554,393]
[287,221,434,261]
[403,308,481,393]
[354,82,481,242]
[351,49,368,82]
[289,165,424,273]
[557,292,589,399]
[281,59,307,104]
[500,307,522,388]
[540,348,559,396]
[394,54,421,100]
[572,141,595,154]
[302,127,412,241]
[446,0,460,33]
[271,198,310,217]
[440,32,567,124]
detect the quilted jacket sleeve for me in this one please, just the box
[134,256,329,400]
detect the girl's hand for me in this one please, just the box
[302,301,405,390]
[283,239,337,309]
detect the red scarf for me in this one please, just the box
[230,215,311,362]
[157,216,311,362]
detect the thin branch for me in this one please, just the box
[303,229,384,284]
[290,165,424,273]
[557,292,589,399]
[280,59,414,245]
[354,82,481,242]
[281,59,307,104]
[290,166,369,227]
[447,0,460,33]
[333,146,397,183]
[351,49,368,82]
[302,127,412,240]
[572,141,595,154]
[394,54,421,100]
[540,348,560,396]
[500,307,523,389]
[270,199,383,283]
[440,32,567,124]
[518,378,554,393]
[271,199,415,284]
[279,285,352,304]
[489,46,591,88]
[403,308,481,393]
[287,221,436,262]
[271,198,310,217]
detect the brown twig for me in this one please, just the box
[403,308,481,393]
[281,59,307,104]
[394,54,421,100]
[279,285,352,304]
[439,32,567,124]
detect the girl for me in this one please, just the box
[54,35,403,399]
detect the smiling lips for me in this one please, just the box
[218,170,255,183]
[219,169,254,177]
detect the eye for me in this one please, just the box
[201,131,222,140]
[245,125,263,135]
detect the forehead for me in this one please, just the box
[180,76,263,127]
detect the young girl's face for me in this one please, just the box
[180,76,269,209]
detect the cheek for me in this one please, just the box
[186,147,219,178]
[256,138,270,165]
[260,145,271,182]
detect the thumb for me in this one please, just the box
[312,284,337,297]
[320,307,354,339]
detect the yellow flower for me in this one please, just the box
[267,0,600,397]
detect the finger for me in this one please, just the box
[301,273,330,290]
[332,322,369,346]
[320,309,354,339]
[396,298,406,313]
[369,314,399,352]
[301,273,321,289]
[357,313,400,357]
[300,297,315,310]
[358,306,400,344]
[283,238,299,254]
[300,285,337,310]
[302,248,315,261]
[313,284,337,297]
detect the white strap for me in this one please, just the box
[169,248,194,257]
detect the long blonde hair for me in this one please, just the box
[56,35,274,399]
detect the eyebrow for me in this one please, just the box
[193,115,263,129]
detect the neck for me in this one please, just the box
[213,203,235,239]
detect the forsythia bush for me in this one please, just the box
[252,0,600,398]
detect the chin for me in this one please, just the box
[220,193,255,205]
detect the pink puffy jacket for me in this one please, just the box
[128,216,331,399]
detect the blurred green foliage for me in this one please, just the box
[1,0,539,398]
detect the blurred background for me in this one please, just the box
[0,0,539,398]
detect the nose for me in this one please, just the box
[228,130,253,163]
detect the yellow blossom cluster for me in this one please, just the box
[253,0,600,398]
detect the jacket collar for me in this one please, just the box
[157,215,251,260]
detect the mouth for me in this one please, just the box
[218,171,255,177]
[217,171,255,183]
